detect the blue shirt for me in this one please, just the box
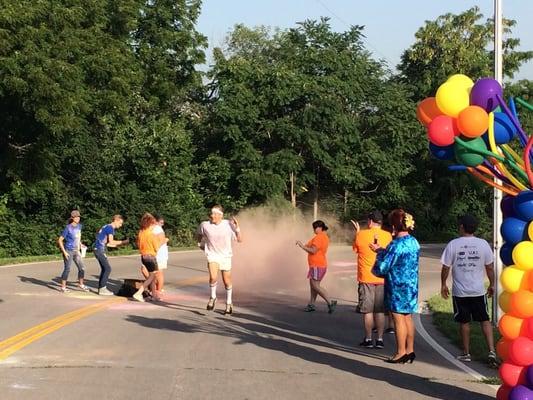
[94,224,114,250]
[61,224,82,251]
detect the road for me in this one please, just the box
[0,245,497,399]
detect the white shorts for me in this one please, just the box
[157,260,168,270]
[208,259,232,271]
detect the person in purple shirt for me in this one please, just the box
[58,210,88,293]
[93,215,129,295]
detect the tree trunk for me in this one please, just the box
[344,188,349,217]
[290,172,296,208]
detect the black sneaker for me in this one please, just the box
[359,339,374,348]
[385,328,395,334]
[372,328,378,333]
[206,297,216,311]
[327,300,337,314]
[374,339,384,349]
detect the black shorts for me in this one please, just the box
[141,255,159,273]
[452,295,490,323]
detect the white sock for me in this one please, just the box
[226,286,233,305]
[210,282,217,299]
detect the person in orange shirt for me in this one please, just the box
[133,213,163,302]
[352,211,392,349]
[296,220,337,313]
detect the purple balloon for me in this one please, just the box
[470,78,503,112]
[502,195,517,218]
[527,365,533,387]
[510,385,533,400]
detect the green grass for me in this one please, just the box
[0,246,199,267]
[427,294,501,363]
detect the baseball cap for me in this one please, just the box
[367,210,383,223]
[71,210,81,218]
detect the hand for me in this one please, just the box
[122,239,130,245]
[295,240,303,248]
[487,285,494,298]
[369,243,381,252]
[350,220,360,233]
[231,217,239,228]
[62,251,69,259]
[441,285,450,300]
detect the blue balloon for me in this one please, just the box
[429,143,454,160]
[514,190,533,221]
[510,385,533,400]
[493,112,517,144]
[501,217,528,245]
[501,195,516,218]
[500,242,514,266]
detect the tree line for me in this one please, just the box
[0,2,531,256]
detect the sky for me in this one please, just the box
[196,0,533,80]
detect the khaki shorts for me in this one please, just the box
[357,283,385,313]
[208,260,232,272]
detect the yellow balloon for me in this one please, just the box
[498,291,511,313]
[435,81,470,117]
[447,74,474,91]
[500,266,527,293]
[528,221,533,241]
[512,241,533,270]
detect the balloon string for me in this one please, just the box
[466,168,519,196]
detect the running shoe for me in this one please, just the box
[98,287,114,296]
[385,328,395,334]
[359,339,374,348]
[328,300,337,314]
[78,284,90,292]
[488,351,500,367]
[59,287,70,293]
[456,353,471,362]
[206,297,216,311]
[224,304,233,315]
[303,304,316,312]
[374,339,385,349]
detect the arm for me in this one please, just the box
[485,263,495,297]
[371,244,396,277]
[230,217,243,243]
[296,241,318,254]
[57,236,69,259]
[441,265,451,299]
[106,234,129,247]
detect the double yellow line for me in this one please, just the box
[0,297,126,361]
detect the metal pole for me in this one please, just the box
[493,0,504,325]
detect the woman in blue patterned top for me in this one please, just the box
[371,209,420,364]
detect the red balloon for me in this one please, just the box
[497,385,512,400]
[497,338,511,361]
[525,317,533,340]
[428,115,460,146]
[509,336,533,366]
[499,362,527,387]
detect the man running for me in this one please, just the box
[94,215,129,295]
[197,205,242,315]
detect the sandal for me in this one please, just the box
[78,284,90,292]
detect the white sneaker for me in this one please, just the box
[132,291,145,302]
[98,287,114,296]
[456,353,471,362]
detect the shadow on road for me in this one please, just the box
[124,292,492,400]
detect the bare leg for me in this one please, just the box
[156,270,165,292]
[374,312,385,339]
[363,313,374,339]
[392,313,407,358]
[460,323,471,354]
[309,280,318,304]
[310,279,330,305]
[481,321,495,352]
[221,270,233,305]
[405,314,415,353]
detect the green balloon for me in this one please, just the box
[454,136,486,167]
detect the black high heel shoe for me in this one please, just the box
[406,352,416,363]
[385,354,409,364]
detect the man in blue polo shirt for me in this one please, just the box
[94,215,129,295]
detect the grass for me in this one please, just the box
[0,246,199,267]
[427,293,501,363]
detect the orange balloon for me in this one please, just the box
[499,314,525,340]
[497,338,511,361]
[457,105,489,138]
[416,97,442,126]
[511,290,533,318]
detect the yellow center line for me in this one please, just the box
[0,274,206,362]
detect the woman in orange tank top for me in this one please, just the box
[132,213,162,302]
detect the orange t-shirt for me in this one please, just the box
[307,231,329,268]
[353,227,392,284]
[137,227,161,256]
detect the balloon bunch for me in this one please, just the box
[417,74,533,400]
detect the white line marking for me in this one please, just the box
[414,312,496,389]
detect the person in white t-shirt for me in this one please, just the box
[440,214,498,366]
[197,205,243,315]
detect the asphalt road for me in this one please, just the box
[0,245,497,400]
